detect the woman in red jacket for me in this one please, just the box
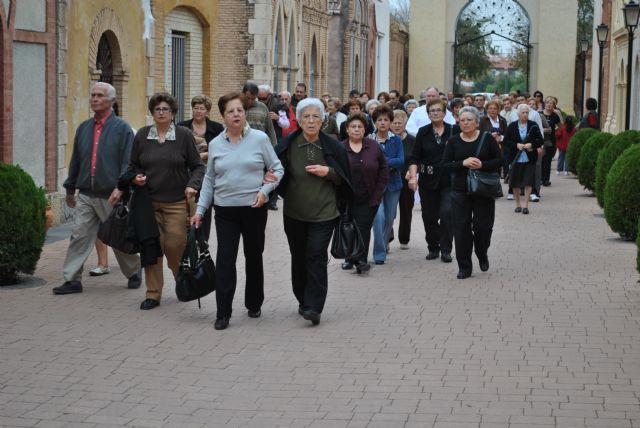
[555,116,577,175]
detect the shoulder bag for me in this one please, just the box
[97,195,140,254]
[330,209,365,260]
[467,132,504,199]
[175,225,216,307]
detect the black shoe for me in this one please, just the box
[248,309,261,318]
[514,207,522,213]
[341,261,354,270]
[298,306,304,316]
[440,253,453,263]
[52,281,83,295]
[542,182,551,187]
[267,204,278,211]
[522,208,529,215]
[425,250,439,260]
[139,299,160,310]
[214,317,229,330]
[374,260,385,265]
[456,271,471,279]
[479,258,490,272]
[302,309,321,325]
[127,271,142,289]
[355,261,370,274]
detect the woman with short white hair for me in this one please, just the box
[275,98,353,326]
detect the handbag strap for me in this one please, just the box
[474,132,488,158]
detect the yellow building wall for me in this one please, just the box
[64,1,147,165]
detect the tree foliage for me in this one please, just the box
[455,16,493,81]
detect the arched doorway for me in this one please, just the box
[453,0,531,94]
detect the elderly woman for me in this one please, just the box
[449,98,464,125]
[370,104,404,264]
[128,92,205,309]
[407,98,460,262]
[191,93,284,330]
[341,112,389,273]
[404,99,419,117]
[441,106,503,279]
[480,99,508,179]
[504,104,543,215]
[365,99,382,118]
[177,95,224,240]
[392,110,416,249]
[275,98,353,326]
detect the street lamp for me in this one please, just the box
[623,0,640,130]
[596,24,609,122]
[580,38,590,118]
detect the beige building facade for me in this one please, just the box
[408,0,578,112]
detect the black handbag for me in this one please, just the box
[330,209,365,260]
[467,132,503,199]
[175,226,216,307]
[97,202,140,254]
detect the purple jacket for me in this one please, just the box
[343,138,389,207]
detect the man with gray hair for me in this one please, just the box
[243,81,277,146]
[53,82,141,295]
[406,86,456,136]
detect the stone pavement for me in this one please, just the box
[1,171,639,428]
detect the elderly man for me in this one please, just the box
[406,87,456,136]
[278,91,298,139]
[258,84,278,112]
[243,81,277,146]
[53,82,141,295]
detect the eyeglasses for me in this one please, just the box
[154,107,172,114]
[428,108,444,113]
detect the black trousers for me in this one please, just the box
[398,180,415,245]
[213,205,268,319]
[450,191,495,274]
[541,144,557,184]
[350,202,378,264]
[283,215,336,314]
[419,185,453,254]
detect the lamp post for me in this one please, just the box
[580,38,590,118]
[596,24,609,123]
[623,0,640,130]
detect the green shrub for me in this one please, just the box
[567,128,599,175]
[604,144,640,240]
[0,163,47,285]
[595,130,640,208]
[577,132,614,192]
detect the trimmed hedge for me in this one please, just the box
[604,144,640,240]
[567,128,599,175]
[577,132,614,192]
[595,130,640,208]
[0,163,47,285]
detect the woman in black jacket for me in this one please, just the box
[441,106,503,279]
[407,98,460,263]
[504,104,543,214]
[275,98,353,326]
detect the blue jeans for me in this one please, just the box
[372,189,402,262]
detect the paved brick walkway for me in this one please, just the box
[1,172,639,428]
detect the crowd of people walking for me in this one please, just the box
[55,80,587,329]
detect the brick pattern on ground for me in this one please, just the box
[1,168,639,428]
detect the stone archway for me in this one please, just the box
[88,9,128,118]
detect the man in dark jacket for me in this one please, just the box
[53,82,141,295]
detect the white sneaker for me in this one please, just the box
[556,171,560,175]
[530,194,540,202]
[564,171,569,176]
[400,243,409,250]
[89,266,110,276]
[507,194,514,200]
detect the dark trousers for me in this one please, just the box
[213,205,268,319]
[398,180,415,245]
[450,191,495,274]
[351,202,378,264]
[541,145,557,184]
[283,215,336,314]
[201,205,213,241]
[419,185,453,254]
